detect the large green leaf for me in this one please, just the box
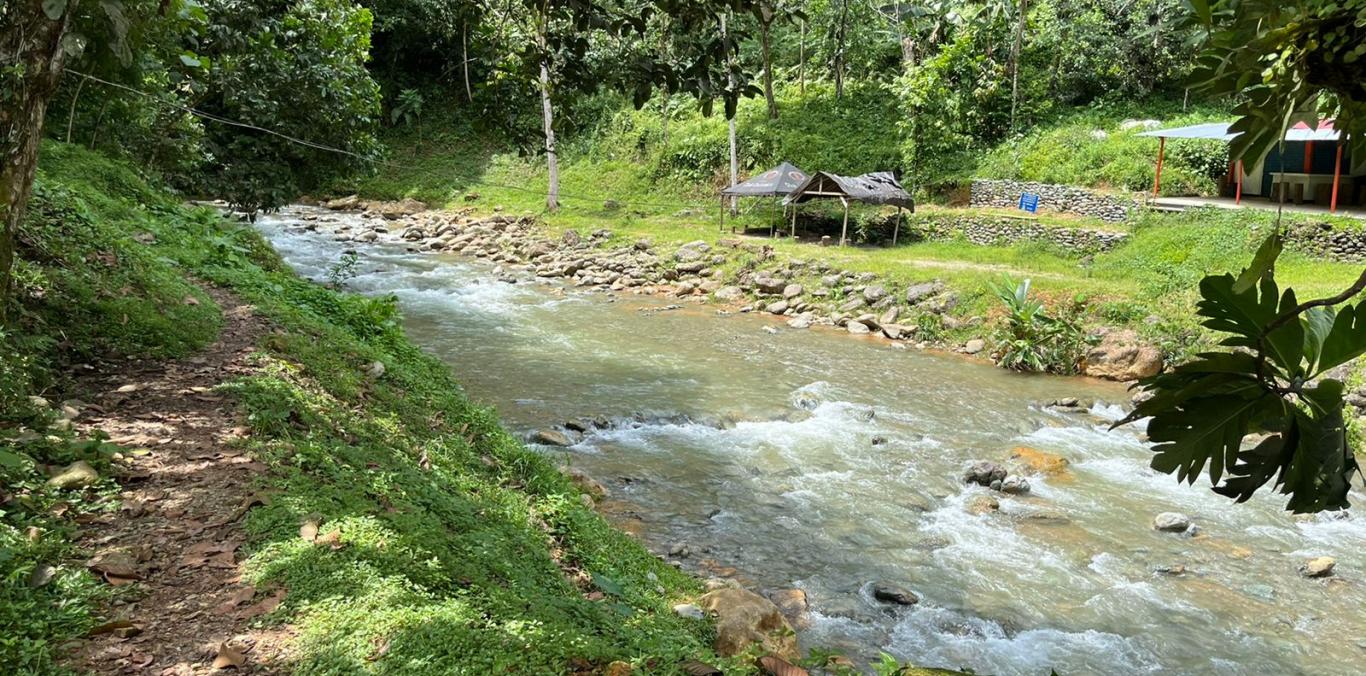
[1313,297,1366,377]
[1233,231,1282,294]
[1146,389,1274,484]
[1198,274,1303,376]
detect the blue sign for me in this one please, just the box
[1018,192,1040,213]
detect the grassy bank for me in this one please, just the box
[1,143,756,673]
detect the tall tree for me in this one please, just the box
[1,0,78,323]
[750,1,801,119]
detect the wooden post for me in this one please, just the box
[1235,159,1243,205]
[1152,136,1166,197]
[719,195,725,233]
[1331,141,1343,213]
[790,203,797,238]
[839,196,850,247]
[892,207,902,246]
[769,196,777,238]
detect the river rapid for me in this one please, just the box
[256,206,1364,675]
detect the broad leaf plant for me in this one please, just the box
[1117,233,1365,513]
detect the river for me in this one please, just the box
[256,206,1364,675]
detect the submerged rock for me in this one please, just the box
[1009,446,1071,477]
[966,495,1000,515]
[1301,557,1336,578]
[1153,512,1192,533]
[998,475,1031,495]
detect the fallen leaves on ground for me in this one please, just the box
[680,659,723,676]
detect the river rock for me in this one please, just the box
[1082,329,1163,381]
[787,317,811,329]
[673,603,705,620]
[696,588,800,660]
[754,275,787,294]
[905,281,943,305]
[1300,557,1336,578]
[563,468,607,499]
[998,475,1031,495]
[768,588,810,628]
[963,339,986,355]
[963,461,1007,486]
[1153,512,1192,533]
[533,429,574,447]
[767,300,789,315]
[966,495,1000,515]
[862,285,888,303]
[870,583,919,606]
[847,321,871,335]
[1009,446,1070,476]
[714,286,745,302]
[47,461,99,490]
[782,283,803,299]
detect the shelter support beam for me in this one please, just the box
[1152,137,1166,197]
[839,196,850,247]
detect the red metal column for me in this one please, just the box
[1152,137,1166,197]
[1235,159,1243,205]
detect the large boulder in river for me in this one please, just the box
[871,582,919,606]
[697,588,799,660]
[1082,329,1163,381]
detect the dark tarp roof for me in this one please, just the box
[784,171,915,209]
[721,162,811,197]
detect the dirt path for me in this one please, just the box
[69,286,292,675]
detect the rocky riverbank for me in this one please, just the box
[305,197,1164,383]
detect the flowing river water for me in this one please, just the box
[256,207,1364,675]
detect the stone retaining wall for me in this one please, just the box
[970,179,1138,223]
[1286,222,1366,262]
[907,214,1129,254]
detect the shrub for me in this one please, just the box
[989,276,1092,374]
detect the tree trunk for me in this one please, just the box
[539,59,559,212]
[834,0,848,99]
[660,85,670,147]
[1,0,74,323]
[1009,0,1028,133]
[761,22,777,119]
[65,74,85,143]
[462,21,473,103]
[722,12,738,214]
[799,20,806,95]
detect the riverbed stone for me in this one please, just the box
[847,321,871,335]
[782,283,803,299]
[767,300,789,315]
[1083,329,1163,381]
[905,281,943,305]
[787,317,811,329]
[871,583,919,606]
[533,429,574,447]
[963,339,986,355]
[963,461,1007,486]
[1153,512,1192,533]
[966,495,1000,515]
[998,475,1031,495]
[767,588,810,629]
[696,588,800,660]
[863,285,888,303]
[1009,446,1071,477]
[714,286,745,302]
[1301,557,1336,578]
[673,603,705,620]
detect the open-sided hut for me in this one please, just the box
[719,162,810,235]
[784,171,915,245]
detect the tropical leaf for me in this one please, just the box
[1233,231,1282,294]
[1146,389,1275,484]
[1313,297,1366,377]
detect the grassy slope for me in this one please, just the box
[341,105,1365,361]
[1,143,761,674]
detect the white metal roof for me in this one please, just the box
[1137,121,1341,142]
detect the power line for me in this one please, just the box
[66,70,733,214]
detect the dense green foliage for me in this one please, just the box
[988,276,1091,373]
